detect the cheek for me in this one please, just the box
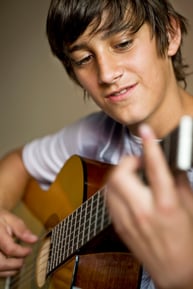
[126,46,155,82]
[135,51,168,92]
[75,71,98,94]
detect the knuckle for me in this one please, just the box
[157,197,177,215]
[3,245,16,256]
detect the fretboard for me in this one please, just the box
[47,186,110,275]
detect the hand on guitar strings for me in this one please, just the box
[106,124,193,289]
[0,209,38,277]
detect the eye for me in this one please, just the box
[115,39,133,50]
[72,54,93,67]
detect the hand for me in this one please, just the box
[106,124,193,289]
[0,209,38,277]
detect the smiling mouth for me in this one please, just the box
[111,88,128,97]
[106,84,137,101]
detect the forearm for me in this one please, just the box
[0,148,38,278]
[0,148,31,210]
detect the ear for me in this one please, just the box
[167,17,182,57]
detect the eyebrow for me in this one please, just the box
[68,43,88,53]
[68,28,128,54]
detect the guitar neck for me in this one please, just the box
[47,186,110,275]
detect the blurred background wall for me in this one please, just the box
[0,0,193,157]
[0,1,193,287]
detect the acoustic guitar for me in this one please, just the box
[5,155,141,289]
[4,115,193,289]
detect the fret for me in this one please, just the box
[92,192,100,236]
[96,190,108,234]
[87,193,97,240]
[55,222,62,268]
[75,205,83,249]
[48,221,60,272]
[89,195,94,236]
[70,208,78,254]
[101,187,111,229]
[60,219,67,263]
[57,221,64,265]
[47,187,111,276]
[49,225,57,272]
[81,198,88,246]
[56,221,64,267]
[75,206,81,249]
[84,196,92,243]
[65,214,73,258]
[54,224,60,268]
[61,218,69,262]
[77,205,84,249]
[87,195,93,241]
[68,207,80,256]
[68,214,74,257]
[100,192,106,231]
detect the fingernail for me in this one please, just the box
[23,231,38,241]
[139,124,153,139]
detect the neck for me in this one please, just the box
[129,87,193,139]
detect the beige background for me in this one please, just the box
[0,0,193,157]
[0,1,193,288]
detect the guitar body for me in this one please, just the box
[8,155,141,289]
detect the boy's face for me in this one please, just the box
[68,21,180,136]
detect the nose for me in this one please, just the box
[97,52,123,85]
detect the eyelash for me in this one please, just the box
[72,38,133,67]
[115,39,133,50]
[72,55,92,67]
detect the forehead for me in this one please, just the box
[68,7,145,51]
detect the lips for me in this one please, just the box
[106,84,137,102]
[111,88,128,97]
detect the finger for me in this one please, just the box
[0,224,33,258]
[0,270,19,277]
[0,213,38,243]
[139,124,176,205]
[175,171,193,215]
[106,156,140,222]
[106,156,153,238]
[105,181,142,247]
[111,155,154,212]
[107,156,142,199]
[0,252,24,277]
[106,183,157,264]
[0,266,22,277]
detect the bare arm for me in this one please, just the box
[0,148,38,277]
[106,124,193,289]
[0,148,31,210]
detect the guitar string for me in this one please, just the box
[9,233,49,289]
[12,213,110,288]
[9,187,110,288]
[9,205,109,289]
[45,190,110,273]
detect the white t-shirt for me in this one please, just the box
[22,111,143,188]
[22,110,193,289]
